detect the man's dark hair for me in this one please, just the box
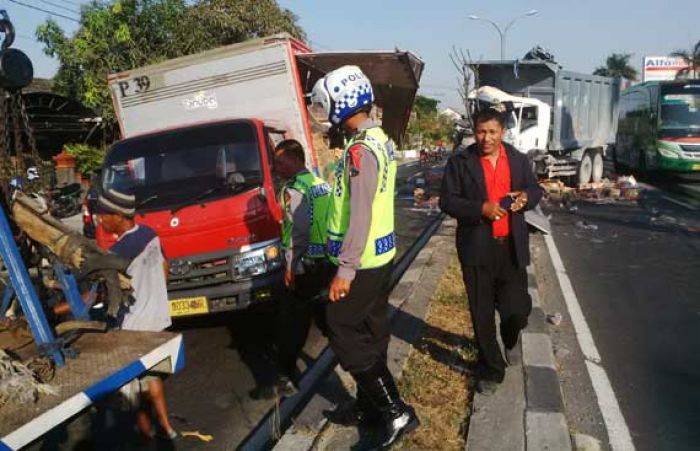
[275,139,306,164]
[473,108,506,128]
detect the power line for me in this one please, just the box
[8,0,80,23]
[37,0,80,15]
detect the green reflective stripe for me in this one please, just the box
[280,172,331,258]
[326,126,396,269]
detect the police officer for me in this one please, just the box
[309,66,419,448]
[273,139,332,395]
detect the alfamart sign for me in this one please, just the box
[643,56,691,82]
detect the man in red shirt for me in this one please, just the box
[440,108,543,394]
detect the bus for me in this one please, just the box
[615,80,700,179]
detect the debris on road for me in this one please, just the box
[0,349,57,408]
[572,432,603,451]
[541,175,642,205]
[181,431,214,442]
[547,312,563,326]
[575,221,599,231]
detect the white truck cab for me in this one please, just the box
[468,86,551,155]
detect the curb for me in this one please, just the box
[522,264,571,450]
[273,218,456,450]
[465,254,572,451]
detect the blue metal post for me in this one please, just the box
[1,284,13,317]
[53,262,89,320]
[0,206,64,366]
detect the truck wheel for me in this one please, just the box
[591,151,604,183]
[577,152,593,186]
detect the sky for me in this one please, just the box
[4,0,699,111]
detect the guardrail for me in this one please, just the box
[239,213,446,450]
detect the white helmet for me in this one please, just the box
[26,166,39,181]
[309,65,374,126]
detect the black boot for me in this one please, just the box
[355,364,420,449]
[355,386,383,426]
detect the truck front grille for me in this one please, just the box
[168,255,232,291]
[680,145,700,160]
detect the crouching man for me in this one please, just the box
[95,187,177,440]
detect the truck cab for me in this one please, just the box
[99,119,283,316]
[468,86,551,154]
[97,34,423,318]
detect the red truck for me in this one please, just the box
[97,34,423,318]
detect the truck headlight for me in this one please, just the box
[233,244,283,278]
[658,147,680,159]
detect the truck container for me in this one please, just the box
[98,34,423,318]
[470,60,621,185]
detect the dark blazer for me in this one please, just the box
[439,142,543,268]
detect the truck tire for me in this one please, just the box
[591,151,604,183]
[577,152,593,186]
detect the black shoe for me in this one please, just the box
[354,364,420,449]
[324,391,382,427]
[476,378,500,395]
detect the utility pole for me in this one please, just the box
[468,10,538,60]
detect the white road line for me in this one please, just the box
[661,195,698,211]
[543,233,635,451]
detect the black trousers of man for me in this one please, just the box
[325,263,392,374]
[460,238,532,383]
[276,260,333,379]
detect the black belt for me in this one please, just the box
[492,236,510,244]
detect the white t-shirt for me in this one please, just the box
[110,225,171,332]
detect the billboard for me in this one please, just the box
[643,56,691,82]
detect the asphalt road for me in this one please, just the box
[542,185,700,450]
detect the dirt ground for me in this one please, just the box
[397,256,477,450]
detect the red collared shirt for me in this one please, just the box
[480,144,511,237]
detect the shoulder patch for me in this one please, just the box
[347,144,366,176]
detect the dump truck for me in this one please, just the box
[469,60,621,185]
[98,34,423,318]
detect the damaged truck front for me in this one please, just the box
[99,34,423,318]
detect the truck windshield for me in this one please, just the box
[102,122,262,211]
[659,85,700,137]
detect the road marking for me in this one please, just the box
[661,195,698,211]
[543,233,635,451]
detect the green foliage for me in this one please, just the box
[64,143,106,176]
[37,0,305,132]
[670,40,700,79]
[413,95,440,116]
[406,95,454,147]
[593,53,638,81]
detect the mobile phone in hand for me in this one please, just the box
[499,196,514,210]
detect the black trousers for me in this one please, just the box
[460,239,531,382]
[326,263,392,374]
[276,261,333,378]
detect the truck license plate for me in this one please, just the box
[169,296,209,317]
[693,164,700,171]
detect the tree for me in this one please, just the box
[413,95,440,116]
[64,143,106,177]
[37,0,305,133]
[670,40,700,79]
[593,53,638,80]
[405,95,454,147]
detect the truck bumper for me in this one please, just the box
[657,156,700,172]
[168,269,283,316]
